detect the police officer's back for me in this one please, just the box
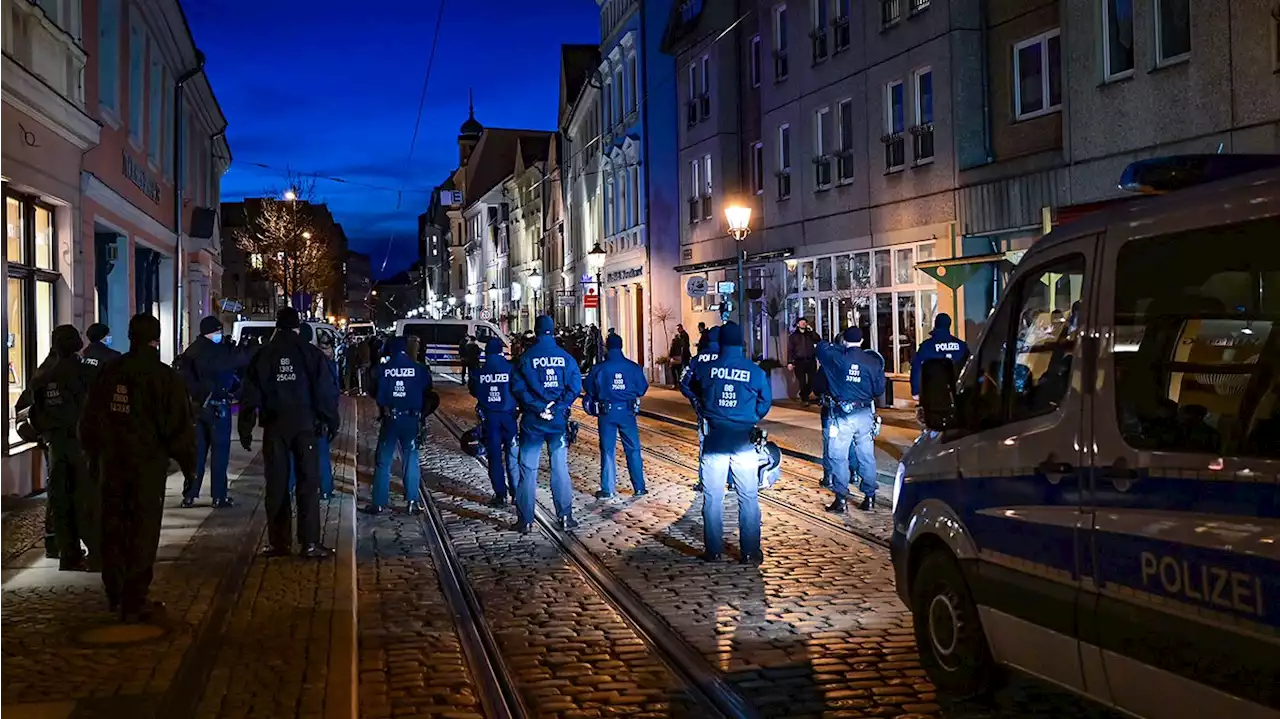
[691,322,770,564]
[910,313,969,400]
[584,333,649,498]
[29,326,96,570]
[511,315,583,531]
[816,327,886,512]
[679,325,719,408]
[365,337,433,514]
[81,322,121,383]
[81,313,197,622]
[239,307,337,558]
[178,316,243,508]
[470,337,519,506]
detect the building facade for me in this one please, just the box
[560,45,603,328]
[598,0,679,373]
[505,135,551,333]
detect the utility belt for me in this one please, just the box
[203,396,232,418]
[383,408,421,420]
[599,399,641,414]
[820,396,874,414]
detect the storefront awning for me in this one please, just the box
[916,252,1013,290]
[674,248,795,274]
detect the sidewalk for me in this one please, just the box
[1,400,360,719]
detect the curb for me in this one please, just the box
[326,493,358,719]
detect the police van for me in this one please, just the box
[893,155,1279,718]
[231,319,339,349]
[393,319,508,372]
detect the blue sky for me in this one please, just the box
[185,0,599,278]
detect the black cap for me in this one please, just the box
[275,306,301,330]
[199,315,223,335]
[86,323,110,343]
[128,313,162,345]
[298,323,314,342]
[52,325,83,357]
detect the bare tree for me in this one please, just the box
[652,302,675,353]
[831,258,873,339]
[235,173,337,315]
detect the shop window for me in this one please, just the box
[4,191,59,450]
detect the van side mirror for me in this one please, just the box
[918,358,957,431]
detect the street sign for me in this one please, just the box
[717,280,735,295]
[584,287,599,309]
[686,276,708,298]
[480,309,492,320]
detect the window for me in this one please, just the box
[701,154,713,220]
[627,53,639,114]
[777,123,792,199]
[98,0,120,113]
[814,106,832,190]
[836,99,854,183]
[603,81,613,130]
[128,13,145,144]
[1102,0,1135,78]
[1155,0,1190,65]
[884,81,906,170]
[686,64,698,126]
[629,168,639,226]
[162,70,174,177]
[952,254,1084,432]
[605,176,615,235]
[882,0,902,26]
[811,0,829,63]
[1014,30,1062,120]
[1273,14,1280,71]
[833,0,851,52]
[4,193,58,449]
[148,43,163,162]
[688,159,701,224]
[1114,218,1280,458]
[912,68,934,163]
[619,169,630,229]
[750,141,764,195]
[910,0,930,14]
[774,4,789,81]
[750,35,762,87]
[613,67,624,124]
[699,55,711,119]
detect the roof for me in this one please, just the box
[660,0,706,54]
[465,128,555,202]
[559,44,600,128]
[517,135,552,173]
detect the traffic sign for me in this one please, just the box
[480,309,492,320]
[584,287,599,309]
[686,276,708,298]
[717,280,735,295]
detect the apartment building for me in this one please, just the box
[505,135,552,332]
[560,44,603,327]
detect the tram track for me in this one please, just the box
[431,408,757,719]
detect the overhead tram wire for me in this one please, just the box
[380,0,449,276]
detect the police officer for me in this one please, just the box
[470,337,519,507]
[81,314,197,622]
[365,337,433,514]
[817,327,886,512]
[178,316,243,509]
[689,322,771,564]
[680,326,734,492]
[583,333,648,499]
[82,322,121,379]
[239,307,338,558]
[289,323,341,499]
[910,313,969,401]
[27,326,97,570]
[511,315,582,532]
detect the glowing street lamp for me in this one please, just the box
[724,204,752,327]
[283,189,297,201]
[586,243,606,274]
[528,269,543,290]
[301,231,312,239]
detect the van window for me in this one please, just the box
[954,254,1084,432]
[404,323,468,347]
[1114,217,1280,458]
[238,326,274,347]
[315,326,337,348]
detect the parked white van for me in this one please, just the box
[231,319,339,349]
[894,155,1280,718]
[393,319,508,369]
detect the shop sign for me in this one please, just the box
[686,276,707,297]
[605,266,644,284]
[584,287,599,309]
[122,152,160,203]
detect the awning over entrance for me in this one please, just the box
[916,252,1016,290]
[674,248,795,274]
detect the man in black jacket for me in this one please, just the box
[81,314,197,623]
[239,307,338,559]
[178,316,246,508]
[81,323,121,380]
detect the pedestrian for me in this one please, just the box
[584,332,649,500]
[680,326,733,492]
[239,307,338,558]
[81,314,197,622]
[81,322,121,378]
[668,324,691,386]
[460,335,481,384]
[16,349,59,558]
[356,338,372,395]
[817,327,886,512]
[695,322,709,353]
[287,323,341,499]
[469,337,519,507]
[178,316,243,509]
[315,327,342,498]
[363,337,434,514]
[511,315,582,533]
[909,313,969,401]
[26,326,97,570]
[689,321,770,564]
[787,318,819,404]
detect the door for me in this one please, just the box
[941,236,1095,692]
[1089,215,1280,717]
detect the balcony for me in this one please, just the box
[836,151,854,183]
[881,0,901,27]
[686,100,698,128]
[813,155,832,190]
[700,193,712,220]
[688,197,700,225]
[881,133,906,171]
[910,122,935,164]
[773,50,789,81]
[698,93,710,121]
[776,171,792,200]
[832,17,850,52]
[810,28,828,64]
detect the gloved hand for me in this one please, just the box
[240,434,252,451]
[538,402,554,422]
[326,424,339,442]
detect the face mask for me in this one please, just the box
[210,334,223,344]
[103,336,113,347]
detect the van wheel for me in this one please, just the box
[910,550,998,698]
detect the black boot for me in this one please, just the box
[825,496,847,514]
[300,544,335,559]
[697,551,722,562]
[739,552,764,566]
[819,477,832,489]
[487,495,508,508]
[120,600,165,624]
[858,494,877,512]
[360,503,386,515]
[406,500,423,515]
[261,544,292,557]
[515,522,532,534]
[212,497,234,509]
[558,515,580,530]
[179,497,196,508]
[594,490,616,500]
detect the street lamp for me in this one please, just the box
[283,189,297,202]
[301,231,312,240]
[725,205,752,328]
[587,243,606,325]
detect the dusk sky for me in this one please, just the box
[185,0,600,279]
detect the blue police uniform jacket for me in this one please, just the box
[585,348,648,413]
[375,352,432,414]
[470,355,517,415]
[816,342,886,407]
[512,335,582,431]
[679,342,719,405]
[910,323,970,396]
[695,345,771,432]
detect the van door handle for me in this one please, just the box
[1101,464,1139,492]
[1037,460,1074,484]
